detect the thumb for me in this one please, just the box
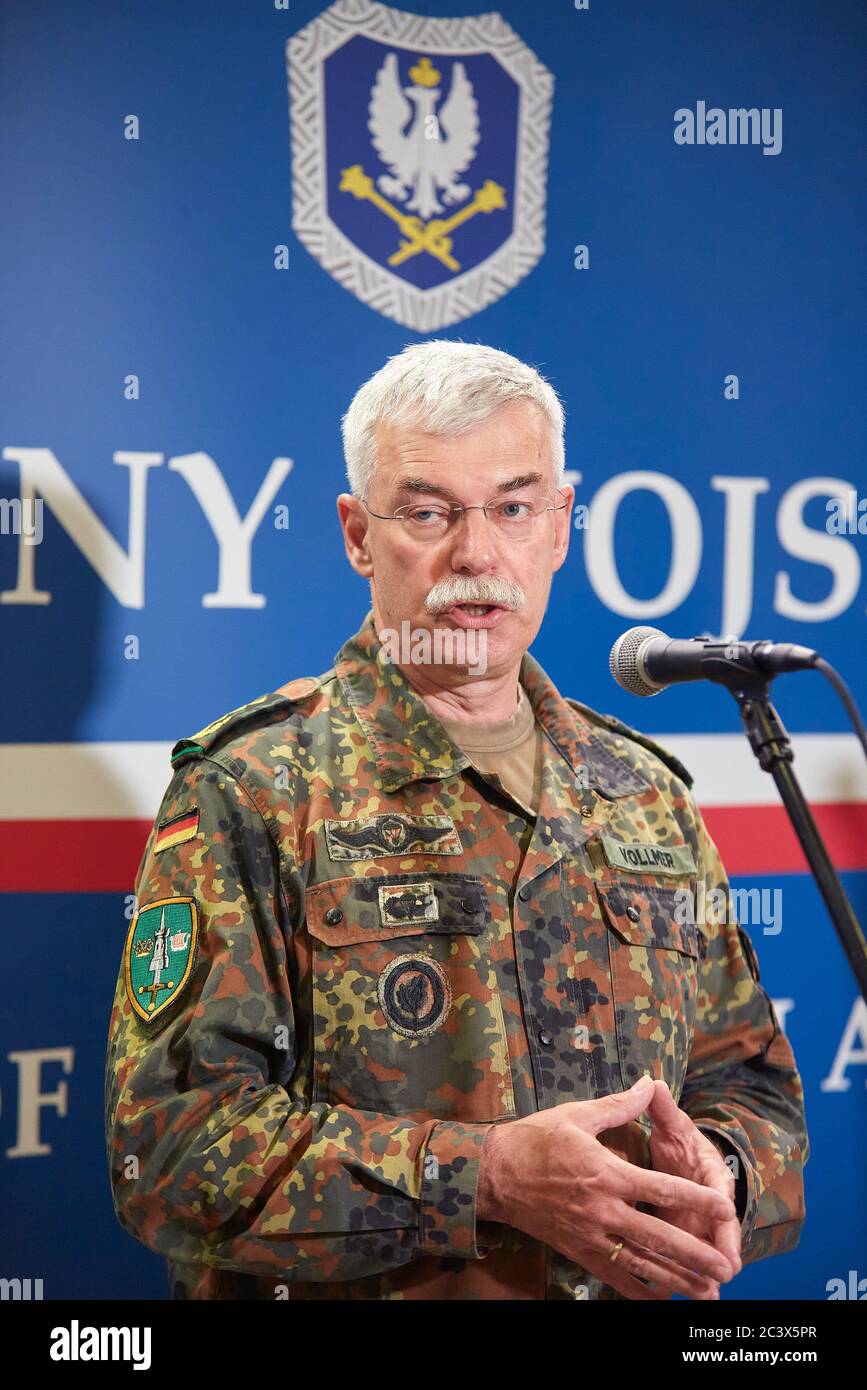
[647,1078,684,1128]
[587,1074,654,1136]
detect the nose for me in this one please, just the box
[447,507,497,573]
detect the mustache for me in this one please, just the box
[424,575,527,613]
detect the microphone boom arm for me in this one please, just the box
[728,671,867,1002]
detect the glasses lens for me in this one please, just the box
[488,496,550,535]
[398,504,452,538]
[394,493,557,540]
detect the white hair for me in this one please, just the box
[341,340,565,498]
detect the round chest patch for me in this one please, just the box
[377,955,452,1038]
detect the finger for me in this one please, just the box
[712,1212,743,1276]
[576,1249,670,1302]
[647,1078,682,1127]
[612,1159,736,1224]
[585,1075,655,1136]
[581,1232,719,1301]
[696,1154,743,1276]
[661,1191,741,1279]
[701,1152,736,1194]
[618,1245,720,1300]
[616,1204,737,1283]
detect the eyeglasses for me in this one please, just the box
[362,489,569,542]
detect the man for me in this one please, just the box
[105,341,807,1300]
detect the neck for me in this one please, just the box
[397,660,523,723]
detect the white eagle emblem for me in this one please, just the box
[287,0,554,330]
[368,53,480,220]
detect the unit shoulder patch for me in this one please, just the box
[124,897,199,1026]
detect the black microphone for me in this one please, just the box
[609,626,819,697]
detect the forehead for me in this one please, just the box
[371,399,554,494]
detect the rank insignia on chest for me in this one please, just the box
[325,813,461,860]
[378,881,439,927]
[124,897,199,1025]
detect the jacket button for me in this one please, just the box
[517,885,531,902]
[538,1029,554,1048]
[460,898,479,914]
[626,905,640,922]
[580,804,594,818]
[324,907,343,925]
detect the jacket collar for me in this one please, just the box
[334,611,632,797]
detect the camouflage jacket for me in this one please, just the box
[104,610,808,1300]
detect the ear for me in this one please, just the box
[551,483,575,572]
[337,494,373,577]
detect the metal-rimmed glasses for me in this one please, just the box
[362,488,569,542]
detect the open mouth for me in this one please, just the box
[443,602,509,628]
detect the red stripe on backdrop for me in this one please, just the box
[1,805,866,891]
[703,802,867,876]
[0,821,150,892]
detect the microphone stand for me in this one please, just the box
[710,660,867,1001]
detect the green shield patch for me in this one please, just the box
[124,897,199,1025]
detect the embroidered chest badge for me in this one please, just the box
[325,813,461,861]
[377,954,452,1037]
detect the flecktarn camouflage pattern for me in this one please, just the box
[105,610,808,1299]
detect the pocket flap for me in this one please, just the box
[306,873,490,946]
[597,880,705,958]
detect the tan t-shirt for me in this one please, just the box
[437,683,544,816]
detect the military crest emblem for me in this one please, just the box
[124,897,199,1025]
[287,0,554,330]
[377,954,452,1037]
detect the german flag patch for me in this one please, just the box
[154,808,199,854]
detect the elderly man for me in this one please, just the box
[105,341,807,1301]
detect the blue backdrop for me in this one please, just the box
[0,0,864,1300]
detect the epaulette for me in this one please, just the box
[170,673,326,768]
[565,697,694,790]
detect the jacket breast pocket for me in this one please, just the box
[304,872,515,1122]
[597,878,706,1101]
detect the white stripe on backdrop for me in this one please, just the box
[0,735,865,819]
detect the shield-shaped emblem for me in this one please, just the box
[124,897,199,1026]
[287,0,553,330]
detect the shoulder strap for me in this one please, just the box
[565,697,694,790]
[170,675,324,768]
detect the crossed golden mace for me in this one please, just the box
[339,164,507,272]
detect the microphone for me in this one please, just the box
[609,626,819,697]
